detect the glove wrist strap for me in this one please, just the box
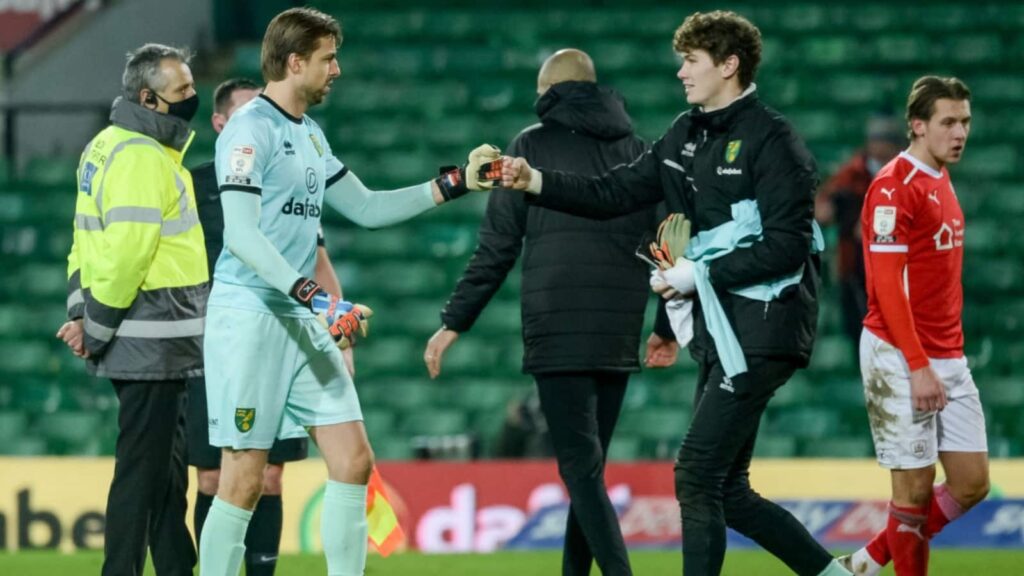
[290,277,322,309]
[435,165,468,202]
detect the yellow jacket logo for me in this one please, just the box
[235,408,255,433]
[726,140,742,164]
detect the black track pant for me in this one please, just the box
[535,371,632,576]
[674,357,833,576]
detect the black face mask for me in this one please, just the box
[154,92,200,123]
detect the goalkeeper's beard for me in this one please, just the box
[304,82,332,106]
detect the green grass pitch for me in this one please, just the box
[2,550,1023,575]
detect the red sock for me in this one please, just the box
[886,502,929,576]
[866,483,965,566]
[865,527,891,565]
[925,483,964,537]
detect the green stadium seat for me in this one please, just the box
[963,258,1024,294]
[372,434,413,460]
[400,409,468,436]
[617,407,689,442]
[965,219,1001,255]
[811,335,857,372]
[969,76,1024,104]
[13,263,68,299]
[361,407,396,440]
[766,406,843,439]
[873,35,933,65]
[607,435,642,461]
[983,184,1024,217]
[360,381,438,412]
[0,436,48,456]
[0,411,28,442]
[333,227,412,259]
[788,110,842,142]
[770,372,815,407]
[0,342,55,375]
[914,5,976,32]
[988,437,1024,458]
[24,157,78,185]
[0,192,27,223]
[983,379,1024,407]
[38,411,103,455]
[753,434,798,458]
[444,380,522,412]
[957,145,1019,179]
[800,37,859,68]
[358,261,450,297]
[355,337,420,376]
[800,435,874,458]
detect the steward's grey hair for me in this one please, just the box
[122,43,192,100]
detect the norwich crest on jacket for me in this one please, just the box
[725,140,742,163]
[235,408,255,433]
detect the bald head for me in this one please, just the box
[537,49,596,95]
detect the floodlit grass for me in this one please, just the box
[2,549,1022,575]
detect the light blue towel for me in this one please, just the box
[684,200,824,377]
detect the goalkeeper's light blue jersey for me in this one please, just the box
[211,94,345,314]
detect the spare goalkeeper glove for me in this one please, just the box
[290,277,374,349]
[435,144,503,201]
[649,213,692,269]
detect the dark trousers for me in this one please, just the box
[103,379,195,576]
[535,371,632,576]
[674,358,833,576]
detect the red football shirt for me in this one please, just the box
[861,151,964,369]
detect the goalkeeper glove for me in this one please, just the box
[435,144,503,201]
[649,213,692,270]
[290,277,374,350]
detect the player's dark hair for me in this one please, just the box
[261,7,341,82]
[213,78,261,115]
[906,76,972,140]
[673,11,762,89]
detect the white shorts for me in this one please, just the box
[204,305,363,450]
[859,329,987,469]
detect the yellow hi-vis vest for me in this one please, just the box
[67,124,209,380]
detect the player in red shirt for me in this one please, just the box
[840,77,989,576]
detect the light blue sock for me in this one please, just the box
[322,480,368,576]
[818,558,854,576]
[199,497,253,576]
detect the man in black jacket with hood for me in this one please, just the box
[424,49,674,576]
[499,12,851,576]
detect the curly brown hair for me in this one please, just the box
[672,11,762,88]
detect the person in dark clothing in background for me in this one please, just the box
[815,115,903,349]
[498,12,853,576]
[187,77,347,576]
[423,49,675,576]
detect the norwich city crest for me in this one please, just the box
[725,140,742,163]
[309,133,324,157]
[235,408,256,433]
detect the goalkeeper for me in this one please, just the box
[199,8,500,576]
[497,11,850,576]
